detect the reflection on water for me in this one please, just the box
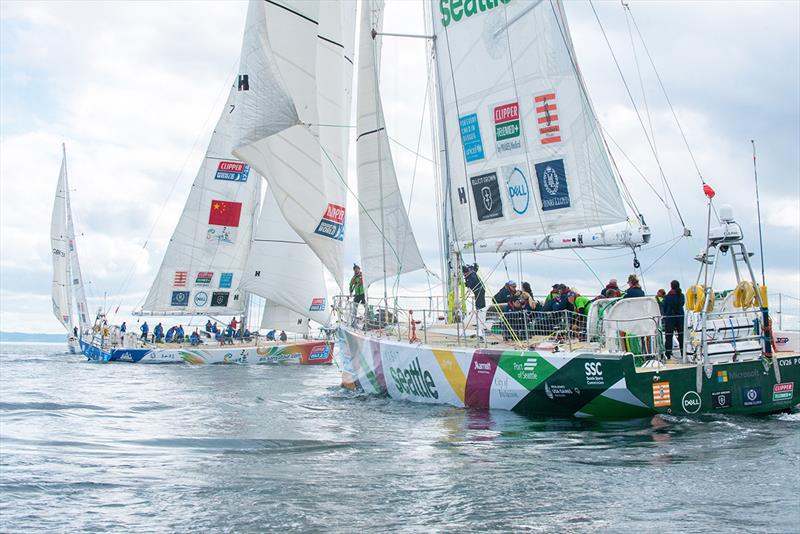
[1,343,798,532]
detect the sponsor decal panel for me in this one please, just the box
[534,91,562,145]
[465,351,501,409]
[214,160,250,182]
[503,164,530,215]
[211,292,230,307]
[195,271,213,285]
[309,297,326,312]
[174,271,188,287]
[207,199,242,245]
[584,361,604,386]
[219,272,233,289]
[171,291,190,307]
[459,113,484,163]
[492,101,522,156]
[470,172,504,221]
[388,357,439,400]
[314,203,346,241]
[742,386,762,407]
[439,0,510,27]
[535,159,570,211]
[681,391,702,414]
[193,291,208,307]
[308,344,331,362]
[712,390,732,409]
[652,381,671,407]
[772,382,794,401]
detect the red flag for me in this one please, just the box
[208,200,242,227]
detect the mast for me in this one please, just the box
[428,1,456,309]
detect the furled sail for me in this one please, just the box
[233,0,357,285]
[431,0,634,250]
[356,0,425,288]
[51,146,73,331]
[238,186,331,326]
[141,86,261,314]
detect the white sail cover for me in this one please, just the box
[64,172,90,333]
[356,0,425,288]
[142,86,261,314]
[239,186,331,326]
[233,0,357,286]
[261,300,310,333]
[431,0,628,245]
[51,149,73,331]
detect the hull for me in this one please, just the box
[80,339,333,365]
[67,336,79,354]
[338,327,800,419]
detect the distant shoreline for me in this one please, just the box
[0,332,66,343]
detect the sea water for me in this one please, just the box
[1,342,798,533]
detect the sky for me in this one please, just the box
[0,0,798,334]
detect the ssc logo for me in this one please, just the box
[194,292,208,306]
[681,391,702,414]
[543,166,560,195]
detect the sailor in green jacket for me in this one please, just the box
[349,264,366,324]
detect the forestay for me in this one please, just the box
[233,0,357,285]
[51,148,73,330]
[142,86,260,314]
[356,0,425,288]
[431,0,630,248]
[239,187,331,326]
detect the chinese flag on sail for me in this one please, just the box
[208,200,242,227]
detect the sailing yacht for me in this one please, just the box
[228,0,798,417]
[51,144,91,354]
[79,0,356,364]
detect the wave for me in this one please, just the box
[0,401,107,412]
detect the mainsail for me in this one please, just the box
[233,0,357,285]
[51,146,73,330]
[142,86,261,314]
[356,0,425,288]
[261,300,311,333]
[431,0,639,251]
[239,186,330,326]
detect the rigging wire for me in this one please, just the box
[587,0,686,229]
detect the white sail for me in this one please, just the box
[64,169,90,333]
[239,186,331,326]
[261,300,310,334]
[233,0,357,285]
[431,0,631,249]
[51,147,73,331]
[142,85,261,314]
[356,0,425,288]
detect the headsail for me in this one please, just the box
[233,0,357,285]
[141,86,261,314]
[64,166,90,333]
[238,186,331,326]
[431,0,640,251]
[51,147,73,331]
[261,300,311,334]
[356,0,425,288]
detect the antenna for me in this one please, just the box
[751,140,766,286]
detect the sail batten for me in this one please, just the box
[356,0,426,288]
